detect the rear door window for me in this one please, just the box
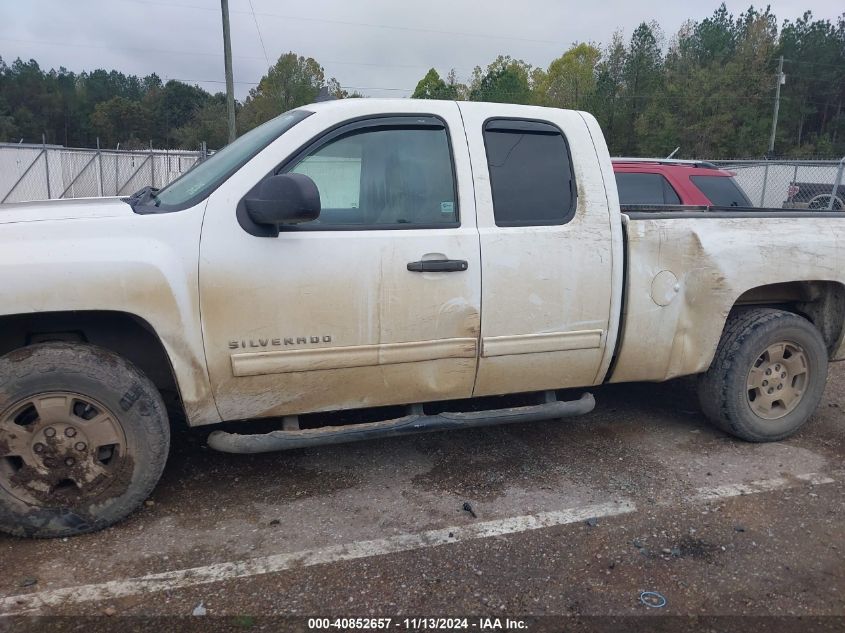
[615,172,680,205]
[483,119,576,227]
[690,175,752,207]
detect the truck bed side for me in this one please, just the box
[610,209,845,383]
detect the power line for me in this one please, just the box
[173,77,414,92]
[246,0,270,68]
[0,36,265,61]
[119,0,562,46]
[0,37,471,74]
[172,77,259,85]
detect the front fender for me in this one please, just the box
[0,202,220,425]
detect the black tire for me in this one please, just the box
[0,343,170,537]
[697,308,828,442]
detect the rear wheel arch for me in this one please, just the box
[729,280,845,358]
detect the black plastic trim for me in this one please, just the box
[407,259,468,272]
[603,217,630,384]
[481,116,578,228]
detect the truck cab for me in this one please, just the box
[195,100,621,421]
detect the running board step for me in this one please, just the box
[206,393,595,453]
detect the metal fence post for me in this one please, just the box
[758,161,770,207]
[829,156,845,210]
[96,137,104,197]
[118,154,152,195]
[149,141,155,188]
[42,134,51,199]
[115,142,120,195]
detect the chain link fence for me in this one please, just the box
[3,141,844,211]
[0,142,206,204]
[711,158,845,210]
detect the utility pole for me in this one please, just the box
[768,55,785,157]
[221,0,237,143]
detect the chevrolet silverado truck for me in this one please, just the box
[2,99,844,538]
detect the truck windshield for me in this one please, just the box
[142,109,313,211]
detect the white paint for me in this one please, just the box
[693,472,834,501]
[0,471,835,615]
[0,500,635,615]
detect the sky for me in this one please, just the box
[1,0,843,99]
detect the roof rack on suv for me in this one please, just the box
[612,157,719,169]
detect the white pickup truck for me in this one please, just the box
[2,99,844,537]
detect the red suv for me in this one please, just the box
[612,159,752,207]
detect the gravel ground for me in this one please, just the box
[1,363,844,630]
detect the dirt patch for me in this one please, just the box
[410,426,567,500]
[675,535,721,560]
[151,429,364,517]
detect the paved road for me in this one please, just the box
[1,364,844,627]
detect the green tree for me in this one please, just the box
[777,12,845,155]
[469,56,533,104]
[637,5,778,157]
[411,68,459,100]
[238,53,337,132]
[593,32,627,154]
[90,96,150,147]
[619,21,664,154]
[172,97,230,149]
[151,80,211,144]
[535,43,601,110]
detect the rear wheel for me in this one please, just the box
[697,308,828,442]
[0,343,169,537]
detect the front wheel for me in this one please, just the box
[0,343,170,537]
[698,308,828,442]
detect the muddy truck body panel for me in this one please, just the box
[198,100,484,421]
[612,212,845,384]
[0,198,220,425]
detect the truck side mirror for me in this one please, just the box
[245,173,321,228]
